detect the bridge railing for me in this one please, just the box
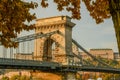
[0,58,60,68]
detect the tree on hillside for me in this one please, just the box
[0,0,120,53]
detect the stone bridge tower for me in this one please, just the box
[34,16,75,65]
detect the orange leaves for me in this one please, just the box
[83,0,111,24]
[41,0,84,19]
[0,0,113,48]
[53,0,81,19]
[0,0,37,48]
[41,0,48,8]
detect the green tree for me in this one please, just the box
[0,0,120,53]
[10,75,20,80]
[20,75,30,80]
[1,76,9,80]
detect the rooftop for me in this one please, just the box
[90,48,112,51]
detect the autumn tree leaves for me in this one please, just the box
[0,0,120,53]
[0,0,37,48]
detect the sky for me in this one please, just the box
[21,0,118,52]
[0,0,118,58]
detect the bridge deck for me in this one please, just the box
[61,65,120,74]
[0,58,60,70]
[0,58,120,74]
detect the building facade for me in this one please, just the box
[79,48,114,60]
[14,48,115,61]
[14,53,33,60]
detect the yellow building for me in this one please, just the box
[14,53,33,60]
[80,48,114,60]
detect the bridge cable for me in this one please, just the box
[15,43,20,59]
[29,41,32,54]
[22,42,25,55]
[27,41,30,53]
[10,47,13,58]
[14,30,59,43]
[57,31,110,67]
[72,52,94,66]
[72,39,112,68]
[3,46,7,58]
[30,40,33,60]
[35,38,37,60]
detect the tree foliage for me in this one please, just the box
[0,0,120,53]
[1,76,9,80]
[41,0,120,53]
[0,0,37,48]
[10,75,20,80]
[10,75,30,80]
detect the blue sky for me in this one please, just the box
[24,0,118,52]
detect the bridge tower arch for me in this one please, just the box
[42,37,55,61]
[34,16,75,65]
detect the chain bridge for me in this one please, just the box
[0,16,120,80]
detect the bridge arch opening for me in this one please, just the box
[43,37,57,61]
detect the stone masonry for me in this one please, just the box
[34,16,75,65]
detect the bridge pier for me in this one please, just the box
[62,72,77,80]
